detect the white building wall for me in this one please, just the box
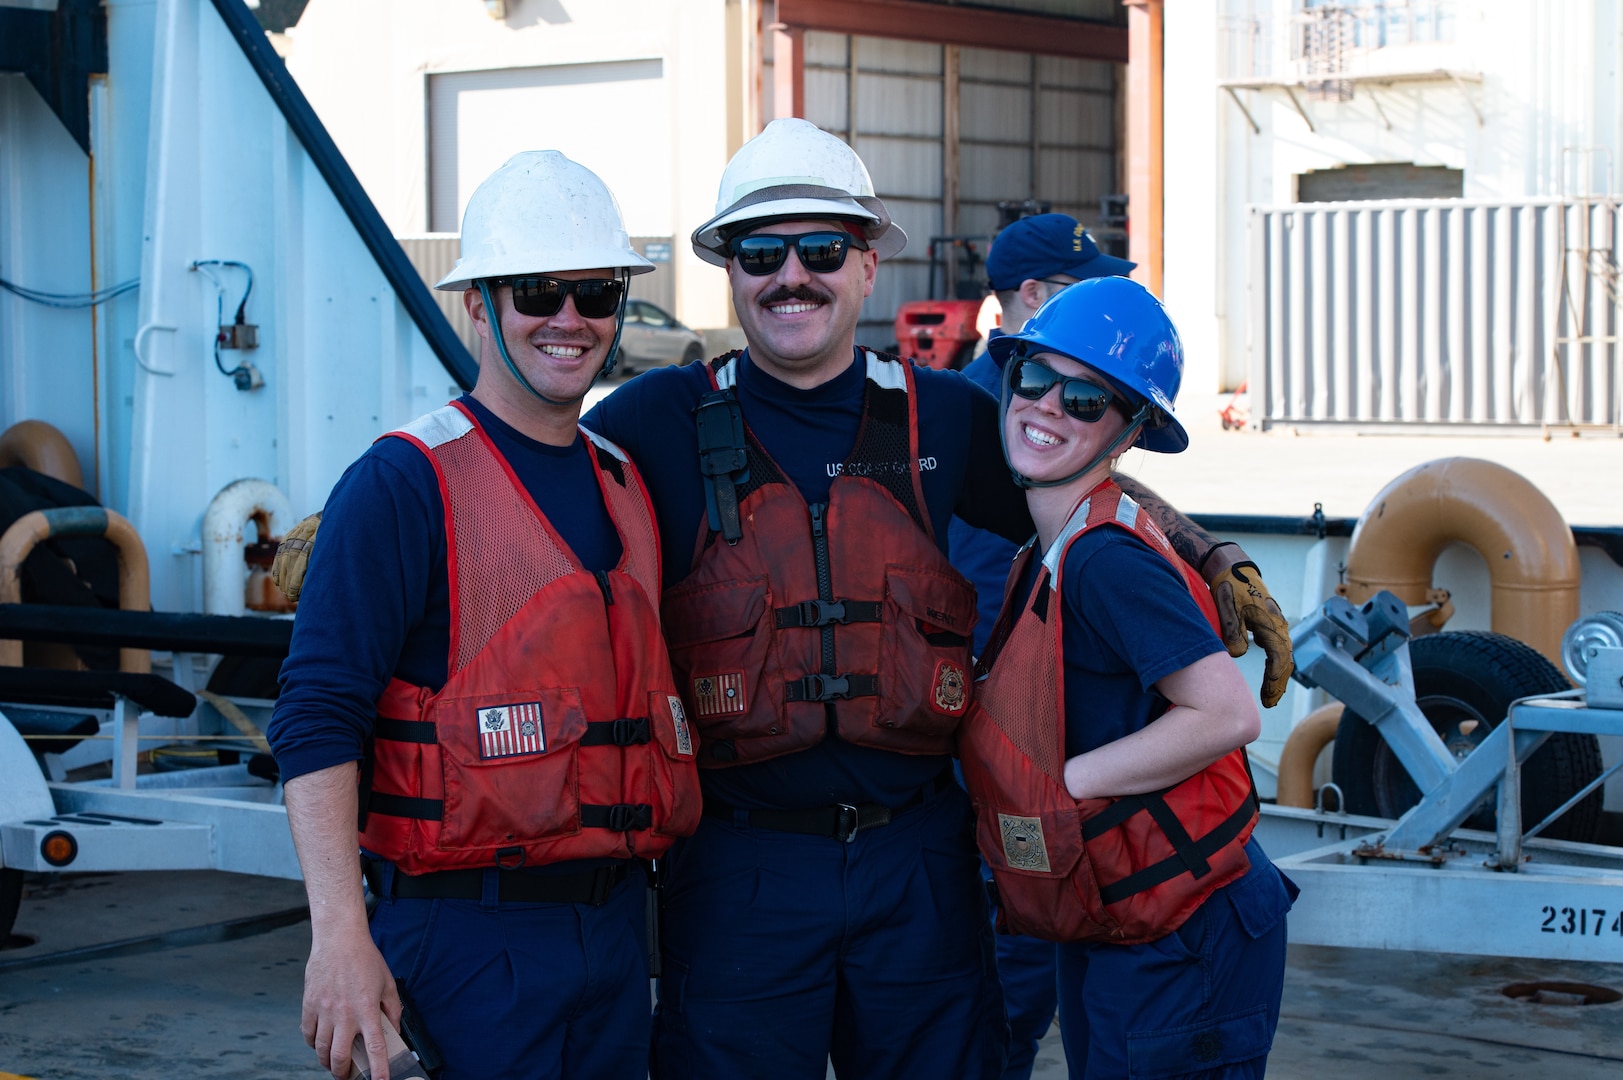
[1164,0,1623,392]
[284,0,738,330]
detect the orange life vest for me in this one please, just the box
[960,480,1258,944]
[660,350,978,767]
[358,401,703,873]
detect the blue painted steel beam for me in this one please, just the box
[0,0,107,154]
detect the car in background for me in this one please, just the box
[616,299,704,375]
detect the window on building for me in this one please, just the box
[1295,162,1464,202]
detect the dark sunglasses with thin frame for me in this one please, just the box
[1008,356,1117,423]
[728,231,870,277]
[497,276,626,319]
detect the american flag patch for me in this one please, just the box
[477,702,546,760]
[668,695,694,756]
[691,672,746,718]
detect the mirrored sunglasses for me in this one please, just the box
[1009,356,1117,423]
[729,231,869,276]
[498,276,625,319]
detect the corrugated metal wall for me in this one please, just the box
[1249,198,1621,429]
[398,234,679,361]
[801,32,943,346]
[957,50,1116,237]
[765,23,1119,349]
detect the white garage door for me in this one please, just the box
[428,59,670,237]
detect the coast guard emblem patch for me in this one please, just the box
[668,695,694,756]
[998,814,1051,873]
[931,661,969,716]
[692,672,746,718]
[477,702,545,760]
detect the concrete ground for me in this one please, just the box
[5,870,1623,1079]
[1077,390,1621,529]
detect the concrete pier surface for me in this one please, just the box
[4,869,1623,1079]
[1100,391,1621,530]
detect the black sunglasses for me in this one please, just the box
[1008,356,1117,423]
[729,231,870,276]
[497,276,625,319]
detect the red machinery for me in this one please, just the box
[894,299,985,370]
[893,235,991,370]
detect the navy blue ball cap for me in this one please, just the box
[985,213,1136,291]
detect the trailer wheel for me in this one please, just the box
[1331,630,1604,843]
[1,867,22,943]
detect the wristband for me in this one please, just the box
[1196,541,1240,574]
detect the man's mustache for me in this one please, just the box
[757,285,832,306]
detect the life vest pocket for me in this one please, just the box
[874,566,978,744]
[638,690,705,843]
[976,799,1094,943]
[661,576,776,737]
[428,686,589,854]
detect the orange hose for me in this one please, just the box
[1275,703,1344,808]
[0,419,84,489]
[1343,458,1579,667]
[0,508,151,673]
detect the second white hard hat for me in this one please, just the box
[435,150,653,292]
[691,118,907,267]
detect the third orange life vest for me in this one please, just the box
[960,480,1258,944]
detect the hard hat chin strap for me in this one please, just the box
[998,374,1152,491]
[476,274,630,408]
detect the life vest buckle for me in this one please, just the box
[605,803,654,831]
[799,598,848,626]
[797,673,851,701]
[612,716,651,745]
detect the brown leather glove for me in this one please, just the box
[1201,543,1294,708]
[271,512,322,604]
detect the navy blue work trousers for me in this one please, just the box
[651,785,1008,1079]
[992,901,1059,1080]
[369,863,651,1080]
[1055,848,1295,1079]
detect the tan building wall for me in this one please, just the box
[283,0,755,331]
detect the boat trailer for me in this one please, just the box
[0,598,298,942]
[1256,590,1623,962]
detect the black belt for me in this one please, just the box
[363,860,631,906]
[702,771,952,843]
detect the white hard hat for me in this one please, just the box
[435,150,654,291]
[690,118,907,267]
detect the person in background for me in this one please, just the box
[954,213,1135,658]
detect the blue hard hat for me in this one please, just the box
[988,276,1188,453]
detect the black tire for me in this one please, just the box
[948,341,977,371]
[1,867,23,943]
[681,343,703,364]
[206,654,283,699]
[1331,630,1603,843]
